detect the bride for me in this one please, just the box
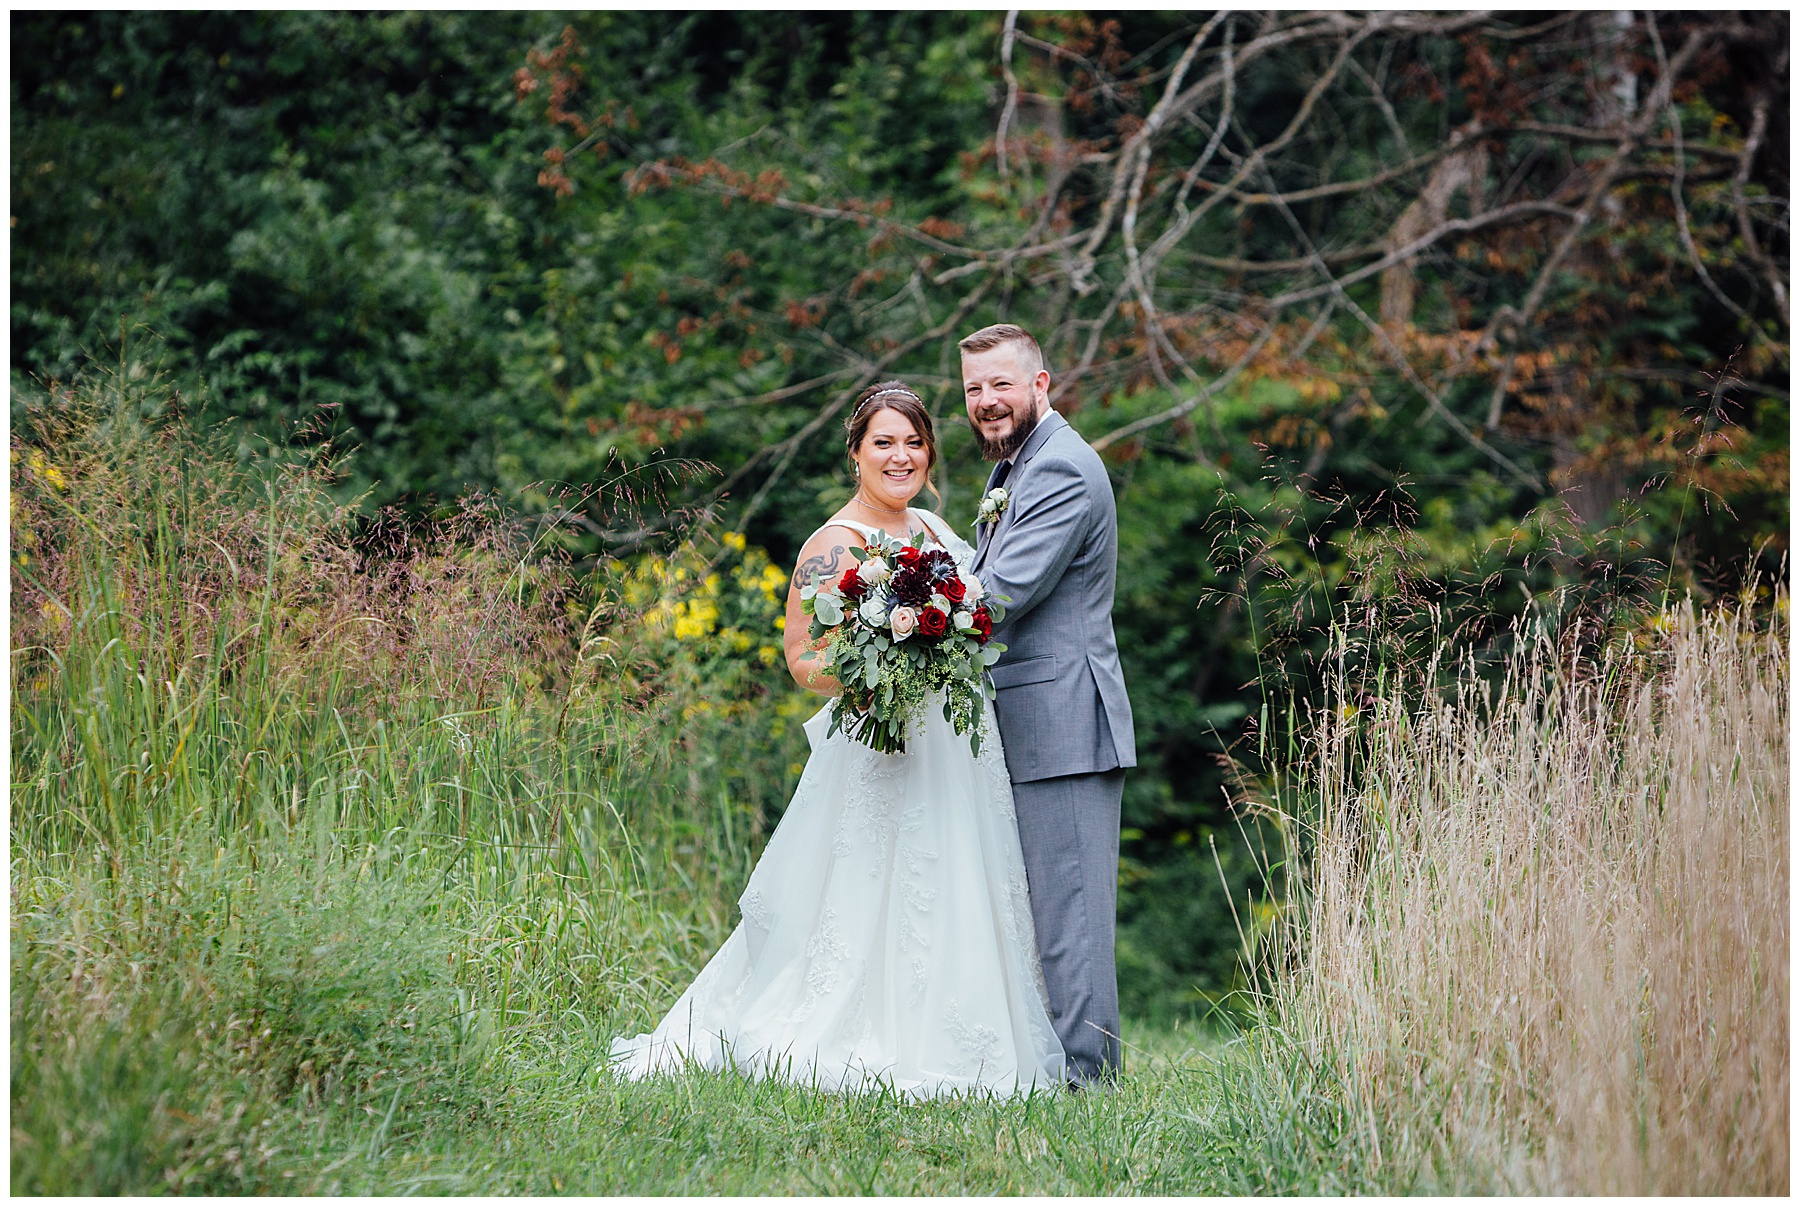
[609,381,1066,1096]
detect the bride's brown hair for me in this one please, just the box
[846,381,939,502]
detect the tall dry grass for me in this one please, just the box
[1269,599,1788,1193]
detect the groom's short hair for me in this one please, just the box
[959,324,1046,375]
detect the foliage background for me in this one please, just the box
[11,10,1788,1020]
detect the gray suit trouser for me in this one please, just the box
[1011,768,1125,1085]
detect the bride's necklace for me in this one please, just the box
[852,491,909,518]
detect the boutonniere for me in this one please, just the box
[974,487,1010,528]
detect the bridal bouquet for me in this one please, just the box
[799,531,1005,755]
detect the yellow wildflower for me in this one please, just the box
[26,450,66,491]
[671,597,719,641]
[758,563,787,602]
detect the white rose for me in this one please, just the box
[888,605,918,640]
[860,556,891,585]
[858,596,890,628]
[929,592,951,613]
[953,609,974,631]
[958,570,986,604]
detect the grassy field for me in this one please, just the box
[11,368,1787,1194]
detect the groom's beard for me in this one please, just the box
[972,405,1040,462]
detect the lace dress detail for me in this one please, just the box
[609,510,1064,1096]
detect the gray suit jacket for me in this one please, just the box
[972,410,1136,783]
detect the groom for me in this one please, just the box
[963,323,1135,1087]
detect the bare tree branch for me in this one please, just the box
[1123,15,1229,323]
[1089,321,1281,451]
[995,10,1021,186]
[1123,15,1387,295]
[1479,12,1585,41]
[1507,120,1740,160]
[1471,21,1720,425]
[1731,88,1788,325]
[1650,16,1755,328]
[1070,13,1367,293]
[1346,54,1412,159]
[690,370,858,413]
[1262,201,1581,309]
[1168,18,1237,228]
[1260,157,1543,490]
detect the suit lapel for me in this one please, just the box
[973,410,1066,573]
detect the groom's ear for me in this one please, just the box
[1034,368,1051,409]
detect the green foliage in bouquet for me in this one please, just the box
[799,530,1004,756]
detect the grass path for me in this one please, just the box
[10,825,1378,1196]
[245,1023,1370,1196]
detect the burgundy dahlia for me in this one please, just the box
[889,564,933,607]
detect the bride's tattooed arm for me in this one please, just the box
[794,543,848,589]
[785,534,855,694]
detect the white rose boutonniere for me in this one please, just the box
[974,487,1010,528]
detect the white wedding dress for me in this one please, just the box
[609,511,1066,1097]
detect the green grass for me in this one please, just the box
[12,813,1394,1196]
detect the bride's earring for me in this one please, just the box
[853,463,861,478]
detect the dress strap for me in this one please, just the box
[806,517,883,546]
[912,508,976,562]
[912,509,956,546]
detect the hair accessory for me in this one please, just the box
[851,387,924,421]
